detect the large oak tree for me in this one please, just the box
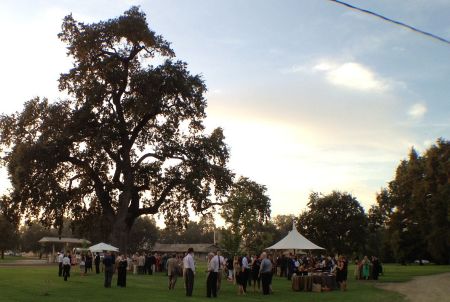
[0,7,233,251]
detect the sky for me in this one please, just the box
[0,0,449,220]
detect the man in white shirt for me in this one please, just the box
[241,253,250,293]
[206,252,220,297]
[57,252,64,277]
[183,248,195,296]
[62,252,71,281]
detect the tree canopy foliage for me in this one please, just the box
[220,176,271,254]
[159,216,215,244]
[0,196,20,258]
[298,191,368,256]
[374,139,450,264]
[0,7,233,251]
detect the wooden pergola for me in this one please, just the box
[38,237,91,261]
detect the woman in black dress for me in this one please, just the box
[85,252,93,274]
[117,254,128,287]
[233,256,244,295]
[251,255,261,292]
[335,255,348,291]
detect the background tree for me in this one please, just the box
[298,191,368,256]
[365,204,393,261]
[377,139,449,264]
[70,200,112,244]
[0,7,233,251]
[220,176,271,254]
[271,214,295,242]
[218,227,241,255]
[19,222,56,256]
[0,215,19,259]
[0,195,20,258]
[127,216,159,252]
[158,216,215,244]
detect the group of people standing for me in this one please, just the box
[179,248,274,298]
[354,256,382,280]
[277,253,350,291]
[57,250,102,278]
[229,253,273,295]
[131,252,161,275]
[57,251,72,281]
[57,249,127,288]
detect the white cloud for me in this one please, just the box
[281,64,308,74]
[312,62,333,71]
[285,60,389,92]
[314,61,387,92]
[408,103,427,119]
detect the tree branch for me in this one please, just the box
[67,174,85,191]
[129,112,156,146]
[136,179,180,216]
[197,202,224,212]
[65,156,115,217]
[134,151,186,169]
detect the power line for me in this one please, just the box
[327,0,450,46]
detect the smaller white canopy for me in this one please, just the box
[266,223,324,250]
[89,242,119,252]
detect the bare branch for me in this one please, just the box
[136,179,180,216]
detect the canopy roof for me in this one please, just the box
[89,242,119,252]
[266,223,324,250]
[38,237,91,245]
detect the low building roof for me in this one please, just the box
[38,237,91,244]
[152,243,219,253]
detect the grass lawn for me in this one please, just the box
[0,263,448,302]
[378,264,450,282]
[0,256,24,263]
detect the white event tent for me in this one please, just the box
[266,223,324,251]
[89,242,119,252]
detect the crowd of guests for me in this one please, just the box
[56,248,382,296]
[55,248,276,297]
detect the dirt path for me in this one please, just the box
[377,272,450,302]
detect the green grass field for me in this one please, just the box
[0,263,448,302]
[0,256,24,263]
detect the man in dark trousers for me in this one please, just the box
[57,252,63,277]
[145,253,151,275]
[241,253,250,293]
[280,255,287,277]
[103,251,114,288]
[372,256,381,280]
[149,253,156,275]
[287,254,295,280]
[94,253,100,274]
[183,248,195,296]
[206,252,219,298]
[259,252,272,295]
[62,251,71,281]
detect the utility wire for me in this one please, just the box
[327,0,450,46]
